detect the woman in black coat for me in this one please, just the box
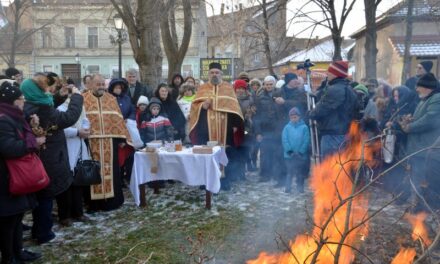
[154,83,186,141]
[0,81,44,263]
[21,75,83,244]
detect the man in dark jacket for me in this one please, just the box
[22,74,83,244]
[274,73,308,124]
[254,75,284,183]
[310,61,357,159]
[405,61,433,92]
[125,68,153,105]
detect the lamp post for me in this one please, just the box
[113,14,124,78]
[75,53,80,86]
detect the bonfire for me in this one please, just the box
[247,122,433,264]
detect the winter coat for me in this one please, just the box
[0,113,36,217]
[23,94,83,198]
[277,85,308,117]
[127,81,153,106]
[254,89,283,137]
[238,94,254,133]
[57,102,90,171]
[281,119,310,158]
[177,95,194,120]
[109,79,136,120]
[169,73,184,101]
[405,91,440,159]
[138,113,173,143]
[310,77,357,136]
[155,90,186,141]
[381,86,418,129]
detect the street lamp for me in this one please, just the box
[113,14,124,78]
[75,53,80,86]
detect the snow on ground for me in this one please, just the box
[22,171,440,263]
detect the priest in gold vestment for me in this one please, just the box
[189,62,244,190]
[83,74,132,211]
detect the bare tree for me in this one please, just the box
[302,0,357,61]
[238,0,297,75]
[110,0,163,87]
[363,0,382,80]
[401,0,415,84]
[0,0,50,67]
[160,0,193,82]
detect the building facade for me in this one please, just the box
[30,0,207,84]
[350,0,440,85]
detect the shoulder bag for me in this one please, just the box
[73,140,102,186]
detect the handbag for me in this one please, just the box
[73,140,102,186]
[6,152,50,195]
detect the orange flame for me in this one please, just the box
[404,212,432,246]
[247,123,379,264]
[391,248,416,264]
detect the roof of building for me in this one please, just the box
[388,35,440,56]
[350,0,440,39]
[273,37,355,66]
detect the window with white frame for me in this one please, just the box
[41,28,51,48]
[86,65,100,74]
[65,27,75,48]
[88,27,98,49]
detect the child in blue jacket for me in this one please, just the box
[282,107,310,193]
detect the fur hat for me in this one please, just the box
[233,79,247,90]
[417,73,438,90]
[0,81,22,104]
[137,95,149,107]
[420,61,433,73]
[327,61,349,78]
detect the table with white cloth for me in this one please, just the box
[130,146,228,209]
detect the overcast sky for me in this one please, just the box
[206,0,403,38]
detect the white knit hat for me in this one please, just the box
[275,80,285,89]
[137,95,149,106]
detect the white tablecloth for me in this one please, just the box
[130,146,228,206]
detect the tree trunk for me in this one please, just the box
[332,32,343,61]
[364,0,380,80]
[401,0,414,84]
[111,0,163,88]
[160,0,193,82]
[261,0,275,76]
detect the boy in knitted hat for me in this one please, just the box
[281,107,310,193]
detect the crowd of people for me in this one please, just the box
[0,58,439,263]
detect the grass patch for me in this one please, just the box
[36,206,245,264]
